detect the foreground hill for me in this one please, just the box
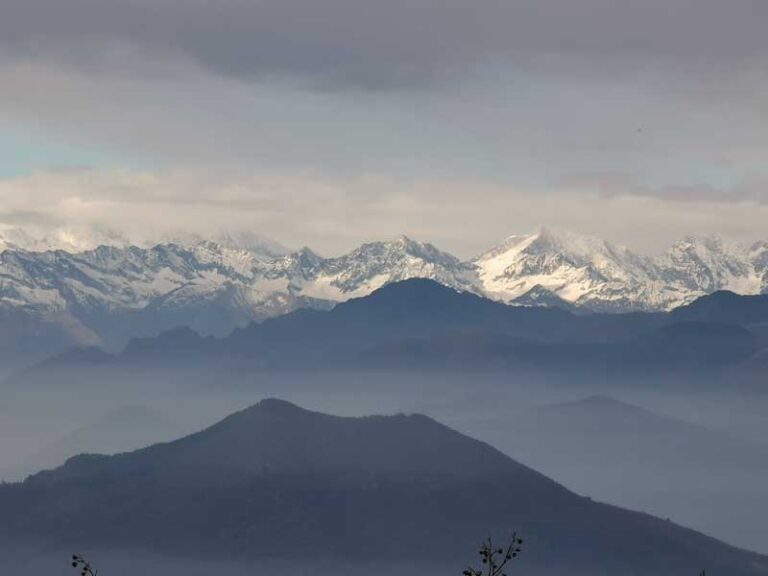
[1,399,766,575]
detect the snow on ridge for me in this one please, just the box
[0,225,290,259]
[471,228,767,311]
[0,227,766,338]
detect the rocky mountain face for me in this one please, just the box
[0,235,476,358]
[0,227,766,362]
[474,229,767,312]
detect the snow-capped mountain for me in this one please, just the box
[258,236,477,301]
[1,227,767,364]
[662,236,763,295]
[473,229,768,312]
[472,228,767,312]
[0,236,473,356]
[0,226,289,257]
[0,226,134,253]
[473,228,669,312]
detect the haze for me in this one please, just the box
[2,3,768,575]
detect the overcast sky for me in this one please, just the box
[1,0,768,256]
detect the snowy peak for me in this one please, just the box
[471,228,768,312]
[475,228,630,279]
[749,242,768,292]
[472,228,661,310]
[0,234,476,350]
[260,236,476,302]
[662,235,761,294]
[325,236,473,293]
[0,226,134,253]
[189,241,261,279]
[340,236,462,268]
[2,227,768,357]
[161,230,290,260]
[0,225,291,259]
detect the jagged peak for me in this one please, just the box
[393,233,417,246]
[270,246,323,266]
[668,234,746,255]
[334,236,463,270]
[0,225,288,259]
[1,226,766,322]
[393,234,439,253]
[211,230,291,257]
[355,235,436,252]
[475,227,633,266]
[534,227,633,256]
[675,233,724,245]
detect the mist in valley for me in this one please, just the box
[3,366,767,558]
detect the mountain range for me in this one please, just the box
[2,398,766,576]
[10,279,767,395]
[1,226,767,369]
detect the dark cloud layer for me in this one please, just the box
[2,0,768,89]
[2,1,768,253]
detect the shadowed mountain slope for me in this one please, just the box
[8,279,768,391]
[673,291,768,325]
[0,399,766,575]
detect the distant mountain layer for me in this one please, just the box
[1,227,767,367]
[1,399,766,575]
[12,280,768,394]
[462,394,768,555]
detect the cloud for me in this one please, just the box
[2,0,768,91]
[2,0,768,250]
[559,173,768,205]
[2,168,768,257]
[3,52,768,190]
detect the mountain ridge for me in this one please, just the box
[12,280,767,393]
[1,227,767,368]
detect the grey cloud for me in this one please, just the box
[2,168,768,258]
[2,0,768,90]
[560,173,768,205]
[3,1,768,255]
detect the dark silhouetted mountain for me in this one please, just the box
[9,279,768,390]
[0,399,766,575]
[218,279,575,365]
[673,291,768,325]
[503,394,768,469]
[2,229,766,374]
[623,321,756,368]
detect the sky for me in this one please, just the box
[1,0,768,257]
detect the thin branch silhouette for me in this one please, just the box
[71,554,99,576]
[462,534,523,576]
